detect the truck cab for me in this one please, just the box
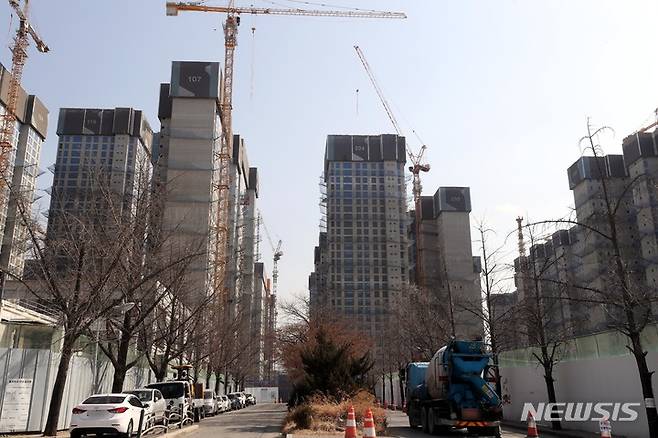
[146,381,192,421]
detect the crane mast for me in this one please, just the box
[0,0,48,219]
[261,214,282,297]
[165,1,406,304]
[354,45,429,286]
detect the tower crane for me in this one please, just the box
[260,215,282,297]
[354,45,429,285]
[0,0,48,213]
[165,1,406,302]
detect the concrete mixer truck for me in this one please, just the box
[402,340,502,437]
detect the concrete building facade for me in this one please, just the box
[0,63,48,282]
[48,107,153,239]
[309,134,409,342]
[408,187,482,339]
[155,61,223,302]
[512,140,658,342]
[155,61,272,384]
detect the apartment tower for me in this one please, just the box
[310,134,409,345]
[0,63,48,284]
[155,61,223,302]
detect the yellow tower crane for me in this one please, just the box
[0,0,48,218]
[165,1,406,302]
[354,45,429,286]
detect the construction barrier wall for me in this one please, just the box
[374,374,403,408]
[0,347,153,433]
[499,324,658,438]
[244,387,279,404]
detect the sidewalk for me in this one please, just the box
[11,424,199,438]
[502,420,625,438]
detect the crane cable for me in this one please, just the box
[6,12,13,46]
[250,24,256,100]
[277,0,390,13]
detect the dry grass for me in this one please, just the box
[283,391,387,435]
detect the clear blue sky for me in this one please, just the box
[2,0,658,302]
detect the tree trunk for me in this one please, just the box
[112,335,130,393]
[154,358,167,382]
[629,331,658,437]
[214,372,221,394]
[381,373,386,405]
[388,373,395,407]
[111,329,132,392]
[543,365,562,431]
[44,337,75,436]
[205,362,212,388]
[398,370,405,406]
[492,353,502,400]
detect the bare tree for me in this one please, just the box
[524,122,658,436]
[278,293,372,394]
[88,159,205,392]
[0,177,178,436]
[514,219,580,431]
[457,221,518,398]
[389,284,452,361]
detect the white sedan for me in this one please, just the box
[70,393,147,438]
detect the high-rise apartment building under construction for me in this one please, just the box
[0,63,48,284]
[309,134,409,340]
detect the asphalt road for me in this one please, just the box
[183,403,526,438]
[386,410,526,438]
[187,403,287,438]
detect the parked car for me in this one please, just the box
[203,389,218,415]
[123,388,167,427]
[69,393,146,438]
[239,392,249,407]
[227,392,243,410]
[245,393,256,405]
[146,381,194,421]
[217,395,230,412]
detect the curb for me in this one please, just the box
[164,424,200,438]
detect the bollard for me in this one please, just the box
[137,409,145,438]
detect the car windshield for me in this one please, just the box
[227,394,236,399]
[83,396,126,404]
[124,391,152,402]
[147,383,184,399]
[204,390,213,400]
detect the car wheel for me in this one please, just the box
[70,430,82,438]
[125,420,133,438]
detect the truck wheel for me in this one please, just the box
[421,407,429,433]
[408,413,419,429]
[427,409,435,435]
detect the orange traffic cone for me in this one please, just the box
[599,417,612,438]
[363,408,376,438]
[344,406,357,438]
[526,412,539,437]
